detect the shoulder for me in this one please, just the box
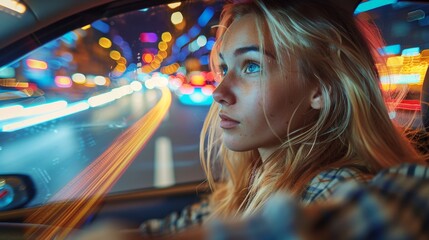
[374,163,429,179]
[301,163,429,205]
[331,163,429,202]
[367,163,429,197]
[209,164,429,240]
[300,167,366,204]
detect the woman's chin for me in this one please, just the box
[223,141,252,152]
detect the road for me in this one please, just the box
[0,88,210,206]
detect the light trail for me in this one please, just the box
[1,81,142,132]
[1,101,88,132]
[24,87,172,239]
[0,100,68,121]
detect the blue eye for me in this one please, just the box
[218,64,228,77]
[244,62,261,73]
[222,66,228,76]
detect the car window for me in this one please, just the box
[0,0,224,209]
[356,1,429,127]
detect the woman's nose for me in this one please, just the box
[212,77,235,106]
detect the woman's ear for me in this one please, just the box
[310,86,323,110]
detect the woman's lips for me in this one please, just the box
[219,114,240,129]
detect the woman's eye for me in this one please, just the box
[244,62,261,74]
[217,64,227,77]
[222,66,228,76]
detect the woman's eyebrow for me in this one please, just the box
[219,45,275,60]
[234,46,261,56]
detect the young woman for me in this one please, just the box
[75,0,429,239]
[200,0,425,220]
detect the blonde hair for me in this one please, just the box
[200,0,426,219]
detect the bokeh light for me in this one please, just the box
[81,24,91,30]
[110,50,121,60]
[99,37,112,48]
[55,76,72,88]
[197,35,207,47]
[190,72,205,86]
[171,12,183,25]
[94,76,107,86]
[130,81,143,91]
[162,32,172,42]
[167,2,181,9]
[158,50,168,59]
[72,73,86,84]
[115,63,127,73]
[117,57,127,65]
[26,59,48,70]
[158,41,168,51]
[140,32,158,43]
[143,53,154,63]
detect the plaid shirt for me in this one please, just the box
[209,163,429,240]
[300,167,365,204]
[139,168,359,236]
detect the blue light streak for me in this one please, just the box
[354,0,397,14]
[176,34,190,49]
[198,7,214,27]
[200,55,209,65]
[178,89,213,106]
[189,25,201,38]
[402,47,420,56]
[91,20,110,33]
[379,44,401,55]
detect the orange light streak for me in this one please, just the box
[25,88,172,239]
[378,52,429,91]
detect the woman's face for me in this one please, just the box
[213,14,318,160]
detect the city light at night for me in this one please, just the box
[24,88,172,239]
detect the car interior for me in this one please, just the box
[0,0,429,239]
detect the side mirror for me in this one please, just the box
[0,174,35,211]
